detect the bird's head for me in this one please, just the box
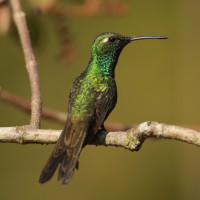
[91,32,167,59]
[89,32,167,77]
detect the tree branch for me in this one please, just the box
[10,0,42,128]
[0,122,200,151]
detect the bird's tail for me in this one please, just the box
[39,119,88,185]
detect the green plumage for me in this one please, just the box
[39,32,167,185]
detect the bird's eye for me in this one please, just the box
[108,37,116,44]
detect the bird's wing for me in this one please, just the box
[94,85,117,133]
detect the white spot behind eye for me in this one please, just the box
[103,38,109,43]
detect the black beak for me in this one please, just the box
[130,36,168,41]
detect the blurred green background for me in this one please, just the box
[0,0,200,199]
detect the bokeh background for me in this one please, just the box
[0,0,200,199]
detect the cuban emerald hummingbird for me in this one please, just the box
[39,32,167,185]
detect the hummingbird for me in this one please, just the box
[39,32,167,185]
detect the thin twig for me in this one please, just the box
[0,122,200,151]
[0,87,130,131]
[0,87,66,124]
[10,0,42,128]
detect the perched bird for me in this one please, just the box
[39,32,167,185]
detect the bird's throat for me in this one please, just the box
[87,53,119,77]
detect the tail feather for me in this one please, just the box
[39,119,88,185]
[39,151,65,184]
[58,149,76,184]
[58,129,86,184]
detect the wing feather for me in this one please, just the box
[94,82,117,133]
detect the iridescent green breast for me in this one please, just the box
[68,66,116,120]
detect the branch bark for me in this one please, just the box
[0,122,200,151]
[10,0,42,128]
